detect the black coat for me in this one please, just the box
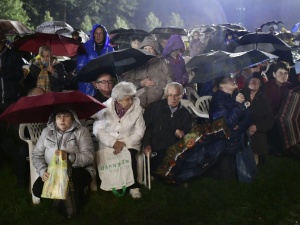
[142,99,194,152]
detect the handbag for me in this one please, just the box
[96,147,134,197]
[41,151,68,199]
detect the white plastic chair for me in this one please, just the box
[185,86,200,104]
[19,123,46,204]
[181,99,209,118]
[137,152,151,190]
[195,96,212,116]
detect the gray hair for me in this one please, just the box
[164,82,184,96]
[38,45,51,55]
[111,81,136,101]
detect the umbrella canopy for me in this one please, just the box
[0,20,33,35]
[276,32,295,41]
[150,27,187,36]
[35,21,74,33]
[109,28,150,46]
[260,20,284,29]
[187,49,278,84]
[218,23,247,31]
[11,32,80,57]
[186,51,231,68]
[0,91,106,124]
[234,32,292,53]
[277,86,300,149]
[76,48,155,82]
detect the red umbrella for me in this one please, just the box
[0,91,106,124]
[11,32,79,57]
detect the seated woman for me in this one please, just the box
[92,73,115,102]
[93,81,145,198]
[32,109,95,218]
[27,45,68,92]
[242,72,274,166]
[208,74,252,180]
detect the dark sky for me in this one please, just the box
[136,0,300,32]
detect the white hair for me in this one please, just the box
[111,81,136,101]
[164,82,184,96]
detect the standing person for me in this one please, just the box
[27,46,68,92]
[189,31,205,57]
[93,82,145,198]
[92,73,115,102]
[243,73,274,166]
[163,34,189,86]
[121,36,173,108]
[157,34,170,53]
[143,82,194,173]
[264,61,291,155]
[77,24,114,96]
[32,109,95,218]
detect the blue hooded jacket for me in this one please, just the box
[77,24,114,96]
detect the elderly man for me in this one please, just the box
[142,82,194,172]
[121,35,173,108]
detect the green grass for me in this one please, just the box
[1,155,300,225]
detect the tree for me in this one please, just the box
[80,15,93,33]
[167,12,184,28]
[44,11,53,22]
[0,0,31,27]
[113,16,130,29]
[145,12,161,31]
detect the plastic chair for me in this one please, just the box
[185,86,200,104]
[137,152,151,190]
[181,99,209,118]
[19,123,46,204]
[195,96,212,116]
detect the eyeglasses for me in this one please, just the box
[96,80,114,85]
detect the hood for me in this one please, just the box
[89,24,110,47]
[162,34,185,57]
[140,36,161,54]
[47,109,82,131]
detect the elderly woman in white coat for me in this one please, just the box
[32,109,95,217]
[93,81,146,198]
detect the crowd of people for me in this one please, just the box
[0,21,299,218]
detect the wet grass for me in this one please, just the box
[1,155,300,225]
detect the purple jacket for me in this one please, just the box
[163,35,188,85]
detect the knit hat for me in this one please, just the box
[140,36,160,54]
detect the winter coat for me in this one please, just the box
[143,99,194,152]
[121,56,173,109]
[189,39,205,57]
[163,35,189,85]
[93,97,145,151]
[77,24,114,96]
[243,89,274,155]
[0,47,23,106]
[209,90,252,153]
[32,110,95,178]
[27,59,68,92]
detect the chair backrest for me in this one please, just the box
[19,123,46,145]
[181,99,209,118]
[185,87,200,104]
[195,96,212,114]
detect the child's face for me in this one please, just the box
[131,40,141,49]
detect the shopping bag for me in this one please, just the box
[96,147,134,196]
[41,152,69,199]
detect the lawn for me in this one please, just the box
[1,155,300,225]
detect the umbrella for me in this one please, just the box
[0,20,33,35]
[233,32,291,53]
[187,49,278,84]
[276,32,295,40]
[11,32,80,57]
[150,27,187,36]
[260,20,284,29]
[277,86,300,149]
[76,48,155,82]
[35,21,74,34]
[109,28,150,46]
[0,91,106,124]
[186,51,231,69]
[218,23,247,31]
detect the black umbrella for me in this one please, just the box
[260,20,284,29]
[109,28,150,46]
[76,48,155,82]
[187,49,278,84]
[0,20,33,35]
[219,23,247,31]
[150,27,187,36]
[234,32,291,53]
[186,51,231,69]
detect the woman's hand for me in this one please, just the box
[55,149,68,160]
[143,145,152,156]
[46,65,54,74]
[42,170,49,182]
[113,141,126,155]
[236,93,245,104]
[175,129,185,138]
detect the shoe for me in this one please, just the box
[129,188,142,199]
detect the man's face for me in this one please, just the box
[273,68,289,85]
[131,40,141,49]
[94,27,105,44]
[40,51,51,65]
[166,87,182,108]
